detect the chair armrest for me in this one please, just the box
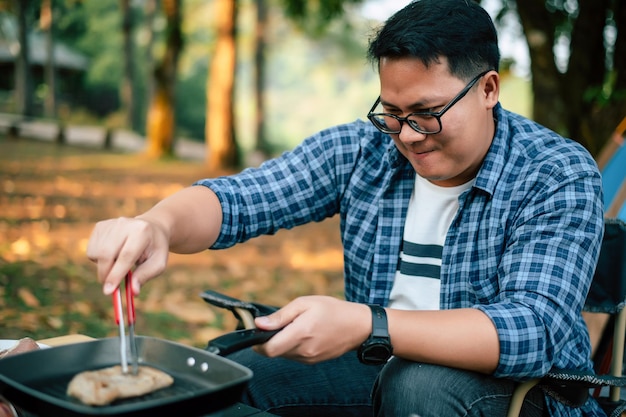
[539,369,626,408]
[200,290,279,329]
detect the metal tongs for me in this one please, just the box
[112,271,139,375]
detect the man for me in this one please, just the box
[87,1,604,416]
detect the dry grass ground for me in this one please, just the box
[0,136,344,348]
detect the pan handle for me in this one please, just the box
[206,328,280,356]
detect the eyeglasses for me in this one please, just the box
[367,70,492,135]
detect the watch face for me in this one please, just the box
[360,342,392,365]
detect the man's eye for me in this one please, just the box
[411,109,434,116]
[410,113,434,121]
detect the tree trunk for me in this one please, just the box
[145,0,183,158]
[514,0,626,156]
[143,0,158,120]
[254,0,270,158]
[40,0,56,118]
[206,0,239,170]
[590,0,626,155]
[614,1,626,96]
[515,0,565,133]
[564,0,610,154]
[13,0,34,117]
[121,0,136,130]
[146,87,175,157]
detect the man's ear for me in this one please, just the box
[482,71,500,109]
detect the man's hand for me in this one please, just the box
[86,216,170,295]
[253,296,371,364]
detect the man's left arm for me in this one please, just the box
[479,167,604,378]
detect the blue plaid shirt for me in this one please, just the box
[196,104,604,416]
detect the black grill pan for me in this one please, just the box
[0,336,253,417]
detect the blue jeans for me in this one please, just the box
[226,348,382,416]
[374,357,547,417]
[226,349,546,417]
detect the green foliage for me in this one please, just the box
[141,311,193,341]
[0,260,111,340]
[73,1,122,88]
[54,0,88,46]
[175,67,207,140]
[280,0,365,36]
[51,0,157,115]
[252,7,383,151]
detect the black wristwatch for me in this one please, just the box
[357,304,393,365]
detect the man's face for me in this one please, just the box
[377,57,499,187]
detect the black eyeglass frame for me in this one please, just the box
[367,69,493,135]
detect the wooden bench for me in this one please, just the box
[0,113,66,144]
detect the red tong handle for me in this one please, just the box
[112,271,135,325]
[125,271,136,325]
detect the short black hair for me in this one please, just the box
[367,0,500,79]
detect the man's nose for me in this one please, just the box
[398,121,428,143]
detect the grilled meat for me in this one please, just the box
[66,365,174,406]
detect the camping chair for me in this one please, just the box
[582,121,626,369]
[507,218,626,417]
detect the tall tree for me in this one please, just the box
[502,0,626,155]
[279,0,365,35]
[143,0,158,118]
[12,0,34,117]
[120,0,136,130]
[206,0,239,170]
[145,0,183,158]
[208,0,366,170]
[40,0,56,118]
[253,0,270,157]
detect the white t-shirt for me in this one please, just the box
[388,175,474,311]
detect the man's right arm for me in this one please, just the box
[138,185,223,254]
[87,185,223,295]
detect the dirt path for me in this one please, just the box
[0,137,343,347]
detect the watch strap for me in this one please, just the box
[369,304,390,339]
[357,304,393,365]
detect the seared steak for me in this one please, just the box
[66,365,174,406]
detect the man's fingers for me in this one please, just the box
[253,299,312,357]
[129,254,168,295]
[96,260,115,294]
[255,299,306,330]
[101,236,150,294]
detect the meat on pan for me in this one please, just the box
[66,365,174,406]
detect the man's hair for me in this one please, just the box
[367,0,500,79]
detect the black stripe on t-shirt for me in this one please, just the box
[398,261,441,279]
[402,241,443,259]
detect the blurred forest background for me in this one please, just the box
[1,0,623,165]
[0,0,625,347]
